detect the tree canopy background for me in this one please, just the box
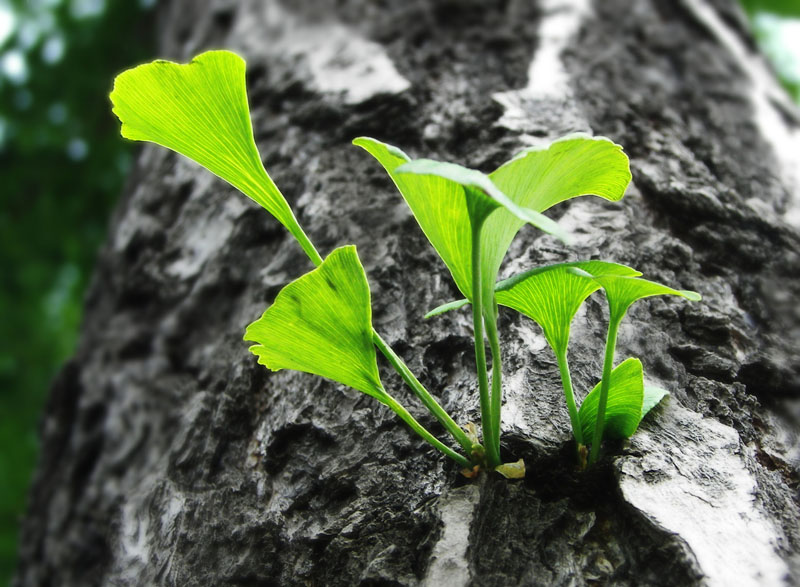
[0,0,154,582]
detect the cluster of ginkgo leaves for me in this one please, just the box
[110,50,700,475]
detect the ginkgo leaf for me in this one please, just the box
[395,159,569,242]
[111,50,320,263]
[574,272,702,322]
[495,260,640,355]
[579,358,644,441]
[354,137,475,297]
[423,260,640,450]
[642,386,669,417]
[497,261,641,447]
[353,138,563,302]
[244,245,385,400]
[388,155,571,468]
[354,135,630,305]
[489,133,631,212]
[573,270,700,464]
[423,260,639,345]
[482,134,631,303]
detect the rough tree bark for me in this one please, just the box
[14,0,800,585]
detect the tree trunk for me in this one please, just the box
[14,0,800,585]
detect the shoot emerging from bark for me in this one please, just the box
[111,49,699,476]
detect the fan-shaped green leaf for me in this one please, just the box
[578,273,702,322]
[244,245,385,400]
[353,137,564,301]
[354,135,629,305]
[111,50,320,263]
[579,358,644,441]
[489,133,631,213]
[354,137,475,297]
[573,270,700,463]
[422,260,639,334]
[395,159,569,242]
[642,386,669,417]
[495,260,640,355]
[481,134,631,302]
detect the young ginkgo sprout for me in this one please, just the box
[570,270,701,464]
[355,135,632,468]
[111,49,698,477]
[429,262,701,468]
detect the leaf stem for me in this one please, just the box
[381,393,472,468]
[556,347,583,446]
[373,331,477,456]
[292,219,477,464]
[589,317,621,465]
[470,220,501,468]
[484,305,503,460]
[295,225,324,267]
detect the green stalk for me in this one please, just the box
[484,307,503,457]
[589,317,621,464]
[470,220,501,468]
[296,226,324,267]
[292,217,477,462]
[373,331,477,455]
[381,393,472,468]
[556,347,583,446]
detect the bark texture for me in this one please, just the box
[15,0,800,585]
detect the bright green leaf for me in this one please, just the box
[577,273,701,323]
[111,50,320,264]
[423,260,638,336]
[354,137,475,297]
[579,358,644,441]
[424,298,470,319]
[395,159,569,242]
[642,386,669,417]
[495,260,640,355]
[244,245,385,400]
[576,271,699,464]
[354,135,630,305]
[489,133,631,213]
[482,134,631,300]
[493,260,638,449]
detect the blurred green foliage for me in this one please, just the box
[741,0,800,18]
[0,0,154,582]
[742,0,800,101]
[0,0,796,585]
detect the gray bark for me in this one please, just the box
[14,0,800,585]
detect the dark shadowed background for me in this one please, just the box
[0,0,797,583]
[0,0,155,582]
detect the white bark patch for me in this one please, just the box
[618,401,789,586]
[119,497,151,572]
[519,0,590,101]
[233,1,410,105]
[165,171,248,279]
[492,0,592,141]
[301,29,410,104]
[679,0,800,228]
[551,196,630,249]
[423,484,480,587]
[500,367,539,437]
